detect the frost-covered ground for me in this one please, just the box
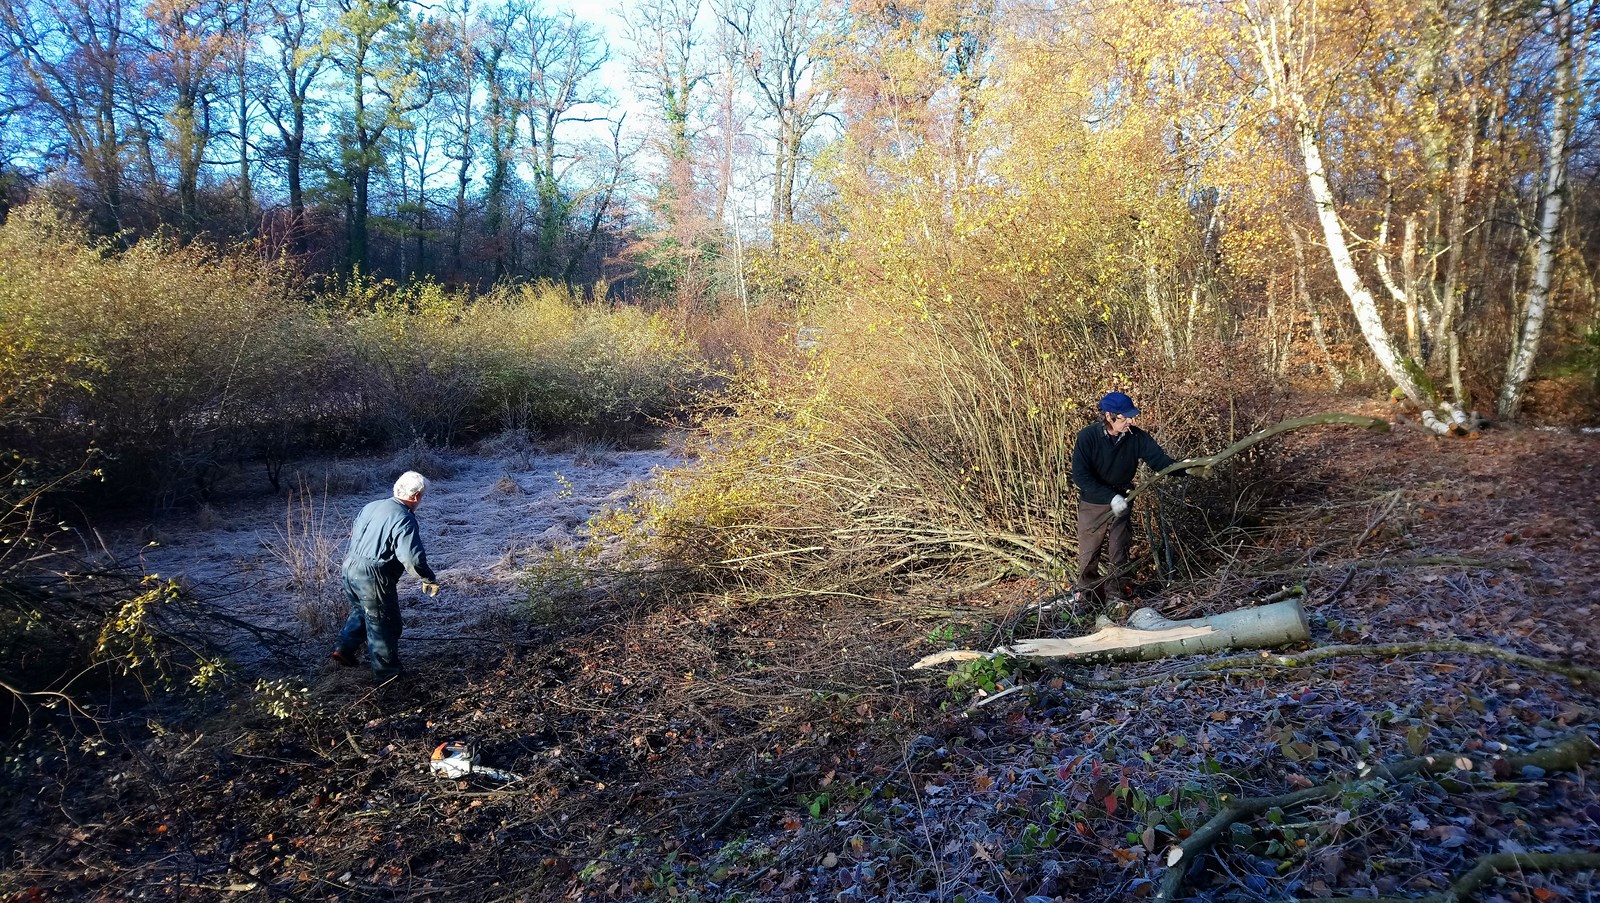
[100,436,679,673]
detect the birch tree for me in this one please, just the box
[1499,2,1585,418]
[1233,0,1463,425]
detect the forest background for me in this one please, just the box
[4,0,1598,588]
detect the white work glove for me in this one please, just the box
[1110,494,1129,518]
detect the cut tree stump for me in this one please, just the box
[912,598,1310,669]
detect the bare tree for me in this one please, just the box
[259,0,330,250]
[563,115,638,285]
[229,0,259,231]
[0,0,136,235]
[511,4,611,279]
[718,0,833,230]
[437,0,478,277]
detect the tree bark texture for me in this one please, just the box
[1499,5,1578,419]
[1002,598,1309,666]
[913,598,1309,669]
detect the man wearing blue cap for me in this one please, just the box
[1071,392,1180,613]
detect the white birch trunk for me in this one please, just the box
[912,599,1310,669]
[1241,0,1458,426]
[1439,16,1481,408]
[1499,7,1576,419]
[1295,120,1436,410]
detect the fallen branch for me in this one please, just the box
[1075,413,1392,541]
[1247,555,1529,579]
[1156,734,1598,902]
[704,764,813,838]
[913,598,1309,669]
[1064,639,1600,692]
[1298,851,1600,903]
[1133,412,1391,501]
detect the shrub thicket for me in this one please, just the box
[590,289,1275,604]
[0,202,702,508]
[325,274,701,446]
[585,170,1279,605]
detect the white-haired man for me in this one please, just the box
[330,471,440,681]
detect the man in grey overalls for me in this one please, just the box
[330,471,440,681]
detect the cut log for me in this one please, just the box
[912,598,1309,669]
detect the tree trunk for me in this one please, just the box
[1287,222,1343,390]
[913,598,1310,669]
[236,0,253,233]
[353,164,370,274]
[1147,257,1176,363]
[1438,33,1481,408]
[1498,5,1577,419]
[1008,599,1309,665]
[1296,121,1435,409]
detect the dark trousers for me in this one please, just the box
[335,562,403,681]
[1076,501,1131,602]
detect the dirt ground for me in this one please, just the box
[2,401,1598,903]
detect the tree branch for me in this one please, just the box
[1156,734,1598,901]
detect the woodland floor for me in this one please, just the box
[2,398,1598,903]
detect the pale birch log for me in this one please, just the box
[912,598,1309,669]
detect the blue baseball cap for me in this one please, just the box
[1098,392,1141,417]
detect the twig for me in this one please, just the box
[1352,489,1405,553]
[1063,639,1600,691]
[703,763,812,838]
[1155,734,1598,901]
[0,677,98,719]
[1326,564,1359,602]
[1299,851,1600,903]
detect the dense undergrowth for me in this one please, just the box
[583,264,1285,608]
[0,202,703,509]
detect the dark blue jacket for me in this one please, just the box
[341,497,436,584]
[1071,423,1178,505]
